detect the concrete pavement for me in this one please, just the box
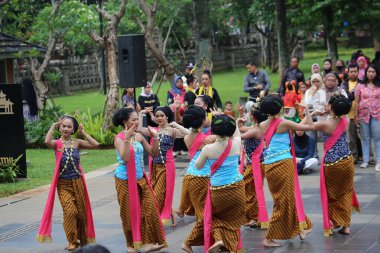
[1,148,380,253]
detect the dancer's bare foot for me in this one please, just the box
[181,243,193,253]
[127,246,137,253]
[171,211,177,227]
[299,228,312,240]
[145,243,166,252]
[263,239,282,247]
[175,209,184,218]
[208,240,223,253]
[338,227,351,235]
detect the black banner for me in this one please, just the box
[0,84,27,178]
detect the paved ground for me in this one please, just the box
[1,145,380,253]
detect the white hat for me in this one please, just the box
[186,63,194,69]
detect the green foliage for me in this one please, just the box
[24,105,63,147]
[29,0,98,56]
[75,109,119,146]
[0,155,22,183]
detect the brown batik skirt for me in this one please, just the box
[57,177,88,246]
[210,180,245,252]
[264,159,312,240]
[325,155,355,228]
[115,177,167,249]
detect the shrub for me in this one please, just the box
[24,105,63,147]
[0,155,22,183]
[75,109,120,147]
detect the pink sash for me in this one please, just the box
[149,129,176,226]
[265,118,308,229]
[203,139,243,252]
[251,140,269,228]
[188,131,208,160]
[320,118,360,236]
[116,132,143,249]
[36,139,95,243]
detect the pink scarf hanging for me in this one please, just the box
[319,118,360,236]
[36,139,95,243]
[116,132,143,249]
[251,140,269,228]
[264,118,307,229]
[188,131,209,160]
[204,139,243,252]
[148,128,176,226]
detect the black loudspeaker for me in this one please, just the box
[117,34,147,88]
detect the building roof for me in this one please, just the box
[0,32,46,59]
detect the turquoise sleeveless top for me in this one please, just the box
[115,141,144,180]
[209,155,243,187]
[186,150,211,177]
[264,132,292,164]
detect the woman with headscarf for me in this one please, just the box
[324,73,348,102]
[357,56,368,81]
[306,63,320,86]
[138,106,190,227]
[138,82,160,127]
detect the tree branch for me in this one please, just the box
[254,24,273,40]
[89,31,105,47]
[96,6,113,21]
[162,19,173,55]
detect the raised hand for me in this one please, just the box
[53,118,62,128]
[148,126,159,138]
[123,124,137,139]
[234,103,244,116]
[78,124,85,135]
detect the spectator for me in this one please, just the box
[372,51,380,74]
[341,64,363,163]
[321,59,333,78]
[184,75,197,107]
[122,88,141,111]
[196,70,222,109]
[324,73,348,102]
[357,56,368,81]
[347,52,358,66]
[305,73,327,122]
[355,65,380,171]
[357,49,371,65]
[167,75,186,108]
[279,57,305,96]
[306,63,321,86]
[138,82,160,127]
[243,60,271,101]
[185,62,195,76]
[335,59,348,83]
[21,79,39,122]
[294,130,318,175]
[223,101,235,118]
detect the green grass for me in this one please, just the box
[0,148,116,197]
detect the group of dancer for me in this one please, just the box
[36,89,360,252]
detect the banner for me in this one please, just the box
[0,84,27,178]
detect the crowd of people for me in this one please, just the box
[35,50,380,252]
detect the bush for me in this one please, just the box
[75,109,120,147]
[24,105,63,147]
[0,155,22,183]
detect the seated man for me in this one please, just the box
[243,60,271,101]
[294,130,318,174]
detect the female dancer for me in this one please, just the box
[138,106,189,227]
[194,95,214,124]
[312,95,360,236]
[196,115,245,253]
[196,70,222,109]
[176,106,212,253]
[259,94,313,247]
[238,101,269,229]
[113,108,167,253]
[37,115,98,251]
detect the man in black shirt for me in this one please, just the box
[279,57,305,96]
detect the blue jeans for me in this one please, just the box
[360,116,380,163]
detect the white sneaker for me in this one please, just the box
[360,162,369,168]
[375,163,380,172]
[179,150,188,156]
[173,151,179,157]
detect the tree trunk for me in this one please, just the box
[102,36,120,131]
[193,0,212,75]
[373,30,380,52]
[275,0,289,77]
[324,5,338,63]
